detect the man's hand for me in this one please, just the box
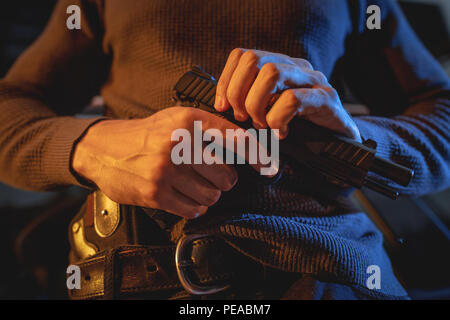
[214,48,361,141]
[72,107,242,219]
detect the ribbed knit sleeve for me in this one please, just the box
[345,0,450,196]
[0,0,108,190]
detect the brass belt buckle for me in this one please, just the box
[175,234,230,295]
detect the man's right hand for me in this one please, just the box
[72,107,241,219]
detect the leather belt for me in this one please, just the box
[68,235,261,300]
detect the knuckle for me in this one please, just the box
[222,171,238,191]
[143,160,168,183]
[282,89,299,106]
[244,96,258,115]
[310,70,327,85]
[260,62,281,82]
[226,87,241,107]
[297,58,313,70]
[245,107,261,122]
[266,113,280,129]
[325,86,339,99]
[142,184,160,202]
[230,47,245,59]
[204,189,221,205]
[316,87,327,96]
[315,89,331,109]
[241,50,259,67]
[152,175,165,191]
[316,87,332,101]
[221,181,233,191]
[141,171,154,182]
[178,108,195,124]
[149,168,169,192]
[154,158,170,175]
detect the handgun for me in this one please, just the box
[173,66,414,199]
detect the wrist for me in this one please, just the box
[72,119,114,186]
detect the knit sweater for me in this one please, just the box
[0,0,449,298]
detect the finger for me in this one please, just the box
[293,58,314,70]
[139,179,208,219]
[244,62,279,129]
[266,88,326,139]
[215,48,245,112]
[191,162,237,191]
[161,187,209,219]
[226,50,261,121]
[245,63,323,128]
[172,165,223,206]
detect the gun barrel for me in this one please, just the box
[364,178,399,200]
[371,156,414,187]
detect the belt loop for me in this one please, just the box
[103,248,119,300]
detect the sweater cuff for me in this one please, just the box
[43,116,108,189]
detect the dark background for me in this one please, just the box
[0,0,449,299]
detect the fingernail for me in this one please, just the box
[230,172,238,187]
[273,130,281,140]
[191,209,206,219]
[253,121,262,129]
[235,112,247,122]
[280,127,288,139]
[215,96,225,111]
[253,121,267,129]
[273,128,287,140]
